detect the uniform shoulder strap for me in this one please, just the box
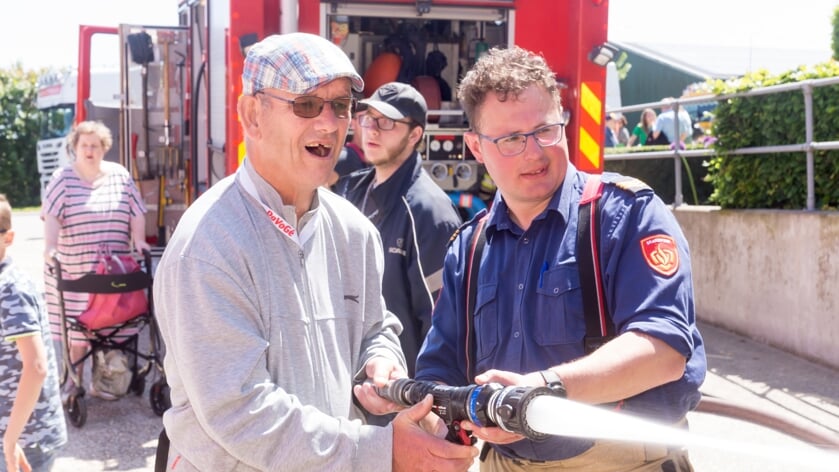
[465,215,488,382]
[577,174,615,353]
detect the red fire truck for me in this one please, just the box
[76,0,610,244]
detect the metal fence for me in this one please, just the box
[605,76,839,210]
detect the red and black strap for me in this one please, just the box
[577,174,615,353]
[465,215,488,382]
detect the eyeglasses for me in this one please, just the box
[358,114,413,131]
[256,91,356,119]
[475,122,565,157]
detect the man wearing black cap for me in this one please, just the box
[336,82,462,383]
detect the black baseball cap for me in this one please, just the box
[358,82,427,127]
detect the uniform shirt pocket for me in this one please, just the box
[474,282,499,361]
[533,264,586,346]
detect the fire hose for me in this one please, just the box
[376,378,563,444]
[377,379,839,450]
[696,394,839,449]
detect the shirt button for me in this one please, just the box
[518,283,524,290]
[553,288,559,294]
[522,237,529,244]
[513,331,520,338]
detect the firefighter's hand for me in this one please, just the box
[458,421,524,445]
[353,356,406,415]
[392,395,478,472]
[458,369,531,445]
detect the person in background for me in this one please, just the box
[1,194,68,472]
[328,113,368,190]
[604,113,618,147]
[652,97,692,146]
[614,113,631,146]
[336,82,462,380]
[415,45,705,471]
[629,107,657,147]
[426,50,452,102]
[153,33,477,471]
[41,120,150,402]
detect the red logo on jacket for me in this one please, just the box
[640,235,679,276]
[266,209,296,237]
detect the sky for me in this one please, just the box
[0,0,836,71]
[609,0,836,54]
[0,0,177,70]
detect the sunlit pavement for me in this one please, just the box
[9,210,839,471]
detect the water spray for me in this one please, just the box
[524,395,839,471]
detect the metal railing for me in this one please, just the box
[606,76,839,210]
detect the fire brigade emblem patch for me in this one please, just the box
[640,235,679,276]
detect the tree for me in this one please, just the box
[0,64,41,207]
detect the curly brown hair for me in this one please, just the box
[457,46,562,132]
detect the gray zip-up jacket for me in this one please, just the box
[154,161,406,471]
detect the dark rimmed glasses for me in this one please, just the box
[256,91,356,119]
[475,122,566,157]
[358,114,413,131]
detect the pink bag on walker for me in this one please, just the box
[78,246,149,330]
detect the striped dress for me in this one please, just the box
[41,162,147,339]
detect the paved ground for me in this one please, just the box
[8,210,839,471]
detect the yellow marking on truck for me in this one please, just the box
[581,83,602,126]
[578,126,602,170]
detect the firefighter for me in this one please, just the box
[415,45,705,472]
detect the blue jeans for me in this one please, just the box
[0,444,57,472]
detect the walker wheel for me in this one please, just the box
[66,393,87,428]
[150,381,171,416]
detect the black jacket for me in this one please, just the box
[336,152,462,375]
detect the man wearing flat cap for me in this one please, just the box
[154,33,477,471]
[336,82,462,385]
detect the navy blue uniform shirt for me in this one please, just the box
[415,164,706,461]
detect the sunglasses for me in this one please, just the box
[256,91,356,119]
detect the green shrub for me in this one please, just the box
[0,65,40,207]
[705,62,839,210]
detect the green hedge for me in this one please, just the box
[607,62,839,210]
[705,62,839,210]
[0,65,41,207]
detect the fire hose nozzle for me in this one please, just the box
[375,378,562,441]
